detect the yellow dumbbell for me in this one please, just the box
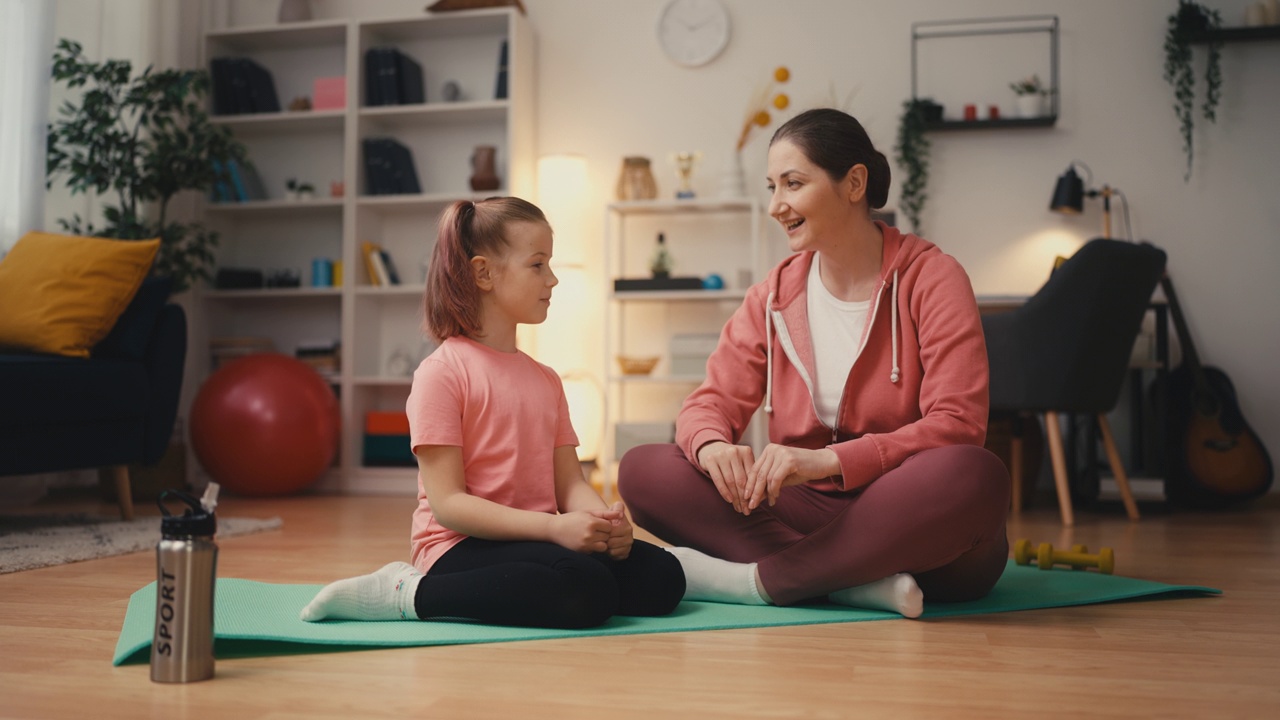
[1013,539,1115,574]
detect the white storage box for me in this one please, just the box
[614,422,675,457]
[669,333,719,376]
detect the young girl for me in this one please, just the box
[301,197,685,629]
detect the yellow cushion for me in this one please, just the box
[0,232,161,358]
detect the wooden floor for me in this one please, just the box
[2,490,1279,719]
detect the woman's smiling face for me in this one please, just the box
[766,138,856,254]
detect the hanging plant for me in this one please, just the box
[1163,0,1222,181]
[894,99,931,234]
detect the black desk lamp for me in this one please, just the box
[1050,161,1127,240]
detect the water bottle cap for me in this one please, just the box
[157,489,217,537]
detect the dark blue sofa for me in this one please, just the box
[0,277,187,520]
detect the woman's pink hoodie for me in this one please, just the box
[676,221,989,492]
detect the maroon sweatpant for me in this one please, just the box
[618,443,1010,606]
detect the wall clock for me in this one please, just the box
[657,0,731,68]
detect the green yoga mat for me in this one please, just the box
[113,561,1219,665]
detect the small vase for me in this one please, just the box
[1016,94,1043,119]
[616,156,657,201]
[469,145,500,192]
[717,153,747,199]
[277,0,311,23]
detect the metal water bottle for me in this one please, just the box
[150,485,219,683]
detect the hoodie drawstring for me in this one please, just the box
[889,269,900,384]
[765,290,774,413]
[766,268,898,414]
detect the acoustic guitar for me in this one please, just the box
[1160,274,1273,507]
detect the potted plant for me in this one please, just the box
[894,98,932,234]
[285,178,316,201]
[1009,74,1051,118]
[46,39,246,293]
[1163,0,1222,181]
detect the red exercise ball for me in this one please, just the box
[190,353,340,496]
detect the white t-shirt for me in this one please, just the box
[806,256,871,427]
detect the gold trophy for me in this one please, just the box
[673,151,701,199]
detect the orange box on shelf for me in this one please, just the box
[365,410,410,435]
[313,76,346,110]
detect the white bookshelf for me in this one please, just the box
[601,197,774,495]
[198,8,534,495]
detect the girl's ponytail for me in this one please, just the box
[424,201,481,340]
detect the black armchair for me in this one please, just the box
[983,239,1167,527]
[0,277,187,520]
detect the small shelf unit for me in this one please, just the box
[601,197,773,496]
[911,15,1060,130]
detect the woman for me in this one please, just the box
[617,108,1009,617]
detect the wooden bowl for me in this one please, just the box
[616,355,660,376]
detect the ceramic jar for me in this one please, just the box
[616,156,658,201]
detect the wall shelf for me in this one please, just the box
[911,15,1059,129]
[1191,25,1280,43]
[925,116,1058,131]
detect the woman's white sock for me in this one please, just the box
[665,546,769,605]
[828,573,924,618]
[299,561,423,622]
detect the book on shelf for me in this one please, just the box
[210,159,234,202]
[362,241,383,285]
[494,40,509,100]
[362,138,421,195]
[370,250,392,286]
[379,249,402,284]
[209,336,275,369]
[364,48,425,106]
[396,51,425,104]
[210,57,280,115]
[226,159,268,202]
[296,340,341,380]
[361,241,400,286]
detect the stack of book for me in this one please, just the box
[361,241,402,286]
[362,138,421,195]
[364,47,425,106]
[363,410,416,467]
[210,158,268,203]
[296,341,341,381]
[209,337,275,369]
[209,58,281,115]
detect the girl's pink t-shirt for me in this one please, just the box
[405,335,578,573]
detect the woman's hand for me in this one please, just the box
[697,441,756,513]
[744,444,841,512]
[549,511,613,554]
[589,501,634,560]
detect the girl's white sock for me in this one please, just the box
[828,573,924,618]
[665,546,769,606]
[299,561,423,622]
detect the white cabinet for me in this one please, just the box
[198,9,533,494]
[602,197,775,495]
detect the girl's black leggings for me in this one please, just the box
[414,537,686,629]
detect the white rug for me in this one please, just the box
[0,513,283,574]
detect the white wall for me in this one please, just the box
[56,0,1280,476]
